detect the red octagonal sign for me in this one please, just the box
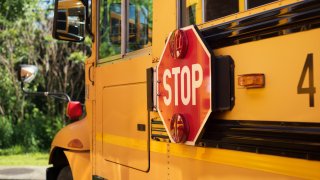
[157,25,212,145]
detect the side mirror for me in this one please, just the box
[19,65,38,83]
[53,0,86,42]
[18,64,71,101]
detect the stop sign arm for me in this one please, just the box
[146,67,158,112]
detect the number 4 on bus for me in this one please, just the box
[297,53,315,107]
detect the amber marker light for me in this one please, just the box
[238,74,265,88]
[68,139,83,149]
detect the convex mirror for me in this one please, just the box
[19,65,38,83]
[53,0,86,42]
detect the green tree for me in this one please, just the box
[0,0,89,151]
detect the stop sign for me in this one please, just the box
[157,25,212,145]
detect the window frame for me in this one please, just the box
[180,0,279,27]
[97,0,152,63]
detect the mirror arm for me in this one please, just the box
[21,81,71,102]
[47,92,71,102]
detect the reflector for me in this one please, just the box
[238,74,265,88]
[68,139,83,149]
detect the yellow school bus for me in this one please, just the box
[47,0,320,179]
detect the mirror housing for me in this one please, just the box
[53,0,86,42]
[19,65,38,83]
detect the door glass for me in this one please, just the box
[127,0,152,53]
[99,0,122,59]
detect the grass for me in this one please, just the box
[0,146,49,166]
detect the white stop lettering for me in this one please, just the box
[163,64,203,106]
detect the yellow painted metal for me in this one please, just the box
[49,118,92,179]
[57,0,84,9]
[239,0,246,12]
[99,133,147,151]
[195,0,202,24]
[185,0,198,6]
[94,48,153,175]
[215,28,320,122]
[84,0,97,176]
[152,0,177,60]
[50,118,90,151]
[167,142,320,179]
[56,0,84,41]
[63,0,320,179]
[95,132,320,179]
[91,0,320,179]
[64,151,91,180]
[102,82,149,171]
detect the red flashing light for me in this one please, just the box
[66,101,83,120]
[169,29,188,59]
[169,114,189,143]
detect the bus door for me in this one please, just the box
[95,0,153,174]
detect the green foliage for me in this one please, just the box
[0,69,17,118]
[0,0,88,152]
[0,109,63,152]
[0,146,25,156]
[34,116,64,150]
[0,150,49,165]
[68,51,87,63]
[12,107,63,151]
[0,117,14,148]
[0,0,34,21]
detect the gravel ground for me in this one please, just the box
[0,166,48,180]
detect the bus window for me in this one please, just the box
[99,0,121,59]
[182,0,279,26]
[127,0,152,53]
[187,4,196,25]
[248,0,277,9]
[182,0,239,26]
[182,0,201,26]
[204,0,238,22]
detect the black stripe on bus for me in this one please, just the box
[197,118,320,161]
[201,0,320,49]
